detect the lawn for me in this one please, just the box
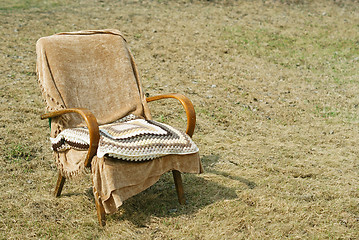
[0,0,358,239]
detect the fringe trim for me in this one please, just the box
[54,152,86,179]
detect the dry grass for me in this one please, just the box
[1,0,358,239]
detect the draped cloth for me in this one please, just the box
[36,29,203,214]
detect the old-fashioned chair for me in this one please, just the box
[36,30,203,226]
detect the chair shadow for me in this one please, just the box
[201,154,256,189]
[61,192,84,197]
[108,154,256,227]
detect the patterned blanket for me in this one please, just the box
[50,115,199,161]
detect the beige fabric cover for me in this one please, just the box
[92,153,201,214]
[36,30,202,213]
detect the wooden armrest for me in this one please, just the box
[41,108,100,168]
[146,93,196,137]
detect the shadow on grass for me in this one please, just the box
[61,192,84,197]
[108,154,256,227]
[208,169,257,189]
[201,154,257,189]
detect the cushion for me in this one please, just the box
[50,115,199,161]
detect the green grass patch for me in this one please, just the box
[222,23,359,84]
[314,105,339,118]
[5,143,34,162]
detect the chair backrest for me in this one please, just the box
[36,30,151,130]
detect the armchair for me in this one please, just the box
[36,30,202,226]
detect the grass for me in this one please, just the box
[0,0,358,239]
[0,0,63,11]
[222,17,358,85]
[5,143,33,162]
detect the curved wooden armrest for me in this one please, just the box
[41,108,100,167]
[146,93,196,137]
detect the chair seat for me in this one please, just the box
[50,114,199,162]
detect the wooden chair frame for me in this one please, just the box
[41,93,196,226]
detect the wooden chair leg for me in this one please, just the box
[93,187,106,227]
[172,170,186,205]
[54,172,66,197]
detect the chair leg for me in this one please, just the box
[172,170,186,205]
[54,171,106,226]
[54,172,66,197]
[93,187,106,227]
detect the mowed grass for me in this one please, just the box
[0,0,358,239]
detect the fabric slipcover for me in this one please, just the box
[36,29,203,214]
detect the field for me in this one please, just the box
[0,0,358,239]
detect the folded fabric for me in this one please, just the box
[50,115,199,161]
